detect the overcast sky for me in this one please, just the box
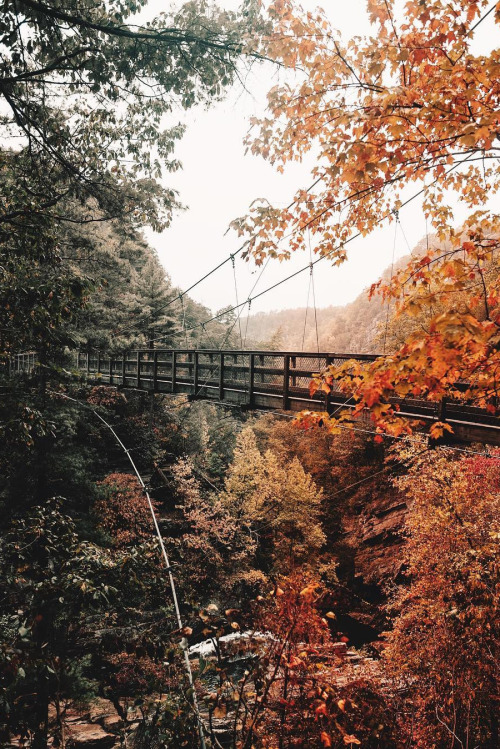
[142,0,497,316]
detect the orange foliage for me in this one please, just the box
[386,449,500,747]
[95,473,156,546]
[236,0,500,433]
[247,573,398,748]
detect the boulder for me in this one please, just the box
[66,723,117,748]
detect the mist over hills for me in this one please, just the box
[242,237,429,353]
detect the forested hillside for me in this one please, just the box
[1,1,499,748]
[243,241,430,352]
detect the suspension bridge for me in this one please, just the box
[9,160,500,447]
[10,348,500,446]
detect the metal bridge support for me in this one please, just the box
[283,354,290,410]
[249,354,255,408]
[171,351,177,393]
[219,353,225,401]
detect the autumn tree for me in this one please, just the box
[0,498,193,748]
[94,473,157,547]
[386,447,500,747]
[234,0,500,434]
[0,0,266,371]
[173,458,260,602]
[221,426,325,574]
[229,575,397,749]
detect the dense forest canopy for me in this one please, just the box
[1,1,499,748]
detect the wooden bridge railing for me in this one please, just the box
[73,348,379,413]
[9,348,500,446]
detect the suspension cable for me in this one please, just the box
[48,390,207,749]
[382,209,399,354]
[130,152,477,348]
[243,298,252,350]
[308,230,320,353]
[232,254,243,349]
[180,294,189,349]
[112,176,326,341]
[171,258,271,406]
[301,264,313,351]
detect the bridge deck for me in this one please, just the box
[10,349,500,446]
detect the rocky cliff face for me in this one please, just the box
[352,496,408,587]
[326,479,409,647]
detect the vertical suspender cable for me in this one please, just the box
[383,210,399,354]
[48,391,207,749]
[243,299,252,350]
[308,232,320,353]
[180,294,190,349]
[301,269,312,351]
[231,254,244,349]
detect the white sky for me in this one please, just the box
[142,0,498,315]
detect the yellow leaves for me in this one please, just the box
[343,735,361,745]
[366,0,392,26]
[429,421,454,440]
[320,731,332,747]
[299,582,320,599]
[213,704,227,719]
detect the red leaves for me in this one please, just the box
[95,473,157,547]
[315,702,328,718]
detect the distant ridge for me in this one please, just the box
[242,236,430,352]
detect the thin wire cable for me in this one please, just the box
[301,268,312,351]
[466,1,497,36]
[150,152,476,347]
[383,211,399,354]
[232,255,244,349]
[180,294,189,348]
[48,389,207,749]
[243,299,252,350]
[308,232,320,353]
[398,217,413,255]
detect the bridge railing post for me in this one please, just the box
[249,353,255,407]
[153,350,158,392]
[171,351,177,393]
[219,353,224,401]
[97,351,101,378]
[283,354,290,410]
[438,397,448,422]
[193,351,199,397]
[136,351,141,389]
[109,356,113,384]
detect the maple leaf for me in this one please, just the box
[343,735,361,745]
